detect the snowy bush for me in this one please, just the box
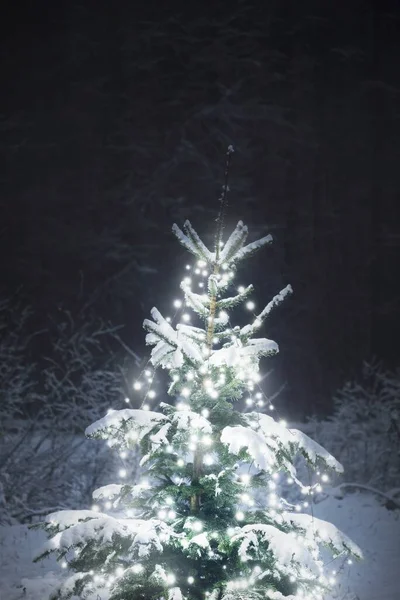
[0,298,139,523]
[309,361,400,494]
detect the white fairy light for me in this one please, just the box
[124,397,130,403]
[173,299,182,308]
[165,496,173,505]
[183,277,191,285]
[182,313,191,322]
[120,451,127,459]
[177,458,184,467]
[158,509,167,519]
[235,510,245,521]
[201,408,210,418]
[192,520,203,532]
[245,398,253,406]
[240,473,251,485]
[186,371,194,381]
[204,454,214,465]
[321,473,329,482]
[148,390,156,398]
[197,260,206,267]
[166,316,171,322]
[181,387,190,397]
[198,282,204,288]
[145,369,151,377]
[209,389,219,399]
[119,468,127,478]
[202,270,208,277]
[202,435,213,446]
[91,504,100,512]
[61,561,67,569]
[132,564,143,573]
[187,576,194,584]
[142,404,150,411]
[168,510,176,519]
[133,381,142,390]
[246,300,255,310]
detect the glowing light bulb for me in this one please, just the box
[173,299,182,308]
[168,510,176,519]
[148,390,156,399]
[240,473,251,485]
[142,404,150,411]
[245,398,253,406]
[124,397,130,403]
[204,454,214,465]
[166,316,171,322]
[209,389,219,399]
[198,282,204,288]
[177,458,184,467]
[167,574,176,585]
[120,451,127,459]
[246,301,255,311]
[61,560,67,569]
[182,313,191,322]
[132,564,143,573]
[192,520,203,532]
[184,277,191,285]
[91,504,100,512]
[188,576,194,584]
[202,435,213,446]
[133,381,142,390]
[321,473,329,482]
[119,469,127,478]
[201,408,210,418]
[235,510,245,521]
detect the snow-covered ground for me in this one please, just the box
[0,492,398,600]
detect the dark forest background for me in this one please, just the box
[1,0,399,418]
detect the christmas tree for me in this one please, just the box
[35,155,361,600]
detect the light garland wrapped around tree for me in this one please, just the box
[34,151,362,600]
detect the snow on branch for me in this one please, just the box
[233,233,273,262]
[218,221,248,264]
[230,523,319,575]
[281,512,363,559]
[181,284,210,318]
[36,515,179,562]
[241,285,293,338]
[221,425,276,472]
[85,408,168,447]
[217,285,254,310]
[143,307,203,367]
[289,428,344,474]
[183,220,215,263]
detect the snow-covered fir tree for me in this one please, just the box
[35,212,362,600]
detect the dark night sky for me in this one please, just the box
[1,0,399,417]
